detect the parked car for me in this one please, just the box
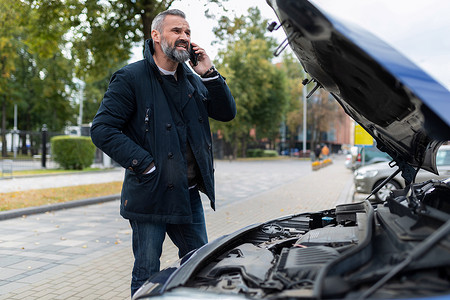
[281,148,311,158]
[133,0,450,299]
[354,145,450,201]
[344,145,359,169]
[280,148,300,156]
[345,145,392,170]
[352,146,392,170]
[344,153,353,169]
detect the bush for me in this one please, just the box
[51,136,96,170]
[262,150,278,157]
[246,149,278,158]
[247,149,264,157]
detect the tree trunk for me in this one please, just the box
[139,0,176,50]
[141,12,152,41]
[20,132,27,155]
[241,135,247,158]
[232,133,238,159]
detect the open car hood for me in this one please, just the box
[267,0,450,174]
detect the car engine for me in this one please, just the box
[181,178,450,299]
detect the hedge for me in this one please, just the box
[51,136,96,170]
[246,149,278,158]
[247,149,264,157]
[262,150,278,157]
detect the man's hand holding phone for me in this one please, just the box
[189,46,198,66]
[189,42,214,77]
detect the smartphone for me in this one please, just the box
[189,46,198,66]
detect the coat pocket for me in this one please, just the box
[121,168,159,213]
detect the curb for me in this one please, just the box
[0,194,120,221]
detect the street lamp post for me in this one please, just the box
[302,70,307,155]
[41,124,47,168]
[13,104,18,158]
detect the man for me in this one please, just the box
[90,9,236,296]
[314,144,322,161]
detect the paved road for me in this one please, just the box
[0,156,354,299]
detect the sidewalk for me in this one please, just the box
[0,157,354,299]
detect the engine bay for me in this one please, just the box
[183,179,450,299]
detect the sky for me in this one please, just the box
[131,0,450,91]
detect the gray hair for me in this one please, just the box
[151,9,186,33]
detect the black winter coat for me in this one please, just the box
[91,40,236,223]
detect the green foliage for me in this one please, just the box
[0,0,77,135]
[262,150,278,157]
[81,67,122,124]
[0,1,24,152]
[51,136,96,170]
[211,7,290,157]
[70,0,140,81]
[212,7,274,47]
[0,1,22,84]
[246,149,264,157]
[279,52,305,145]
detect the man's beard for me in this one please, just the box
[160,36,190,63]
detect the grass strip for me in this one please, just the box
[9,168,103,177]
[0,182,122,211]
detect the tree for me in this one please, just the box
[14,0,76,132]
[308,89,339,149]
[0,0,80,157]
[278,53,342,153]
[0,1,24,156]
[210,7,290,157]
[279,52,305,151]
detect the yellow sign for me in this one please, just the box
[355,124,374,146]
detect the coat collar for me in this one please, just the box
[144,39,197,110]
[144,39,195,81]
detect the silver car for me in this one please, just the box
[354,145,450,201]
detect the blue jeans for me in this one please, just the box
[129,188,208,296]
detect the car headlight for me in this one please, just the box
[355,170,378,179]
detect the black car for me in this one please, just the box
[133,0,450,299]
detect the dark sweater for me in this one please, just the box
[161,74,200,188]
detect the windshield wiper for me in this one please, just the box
[357,218,450,300]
